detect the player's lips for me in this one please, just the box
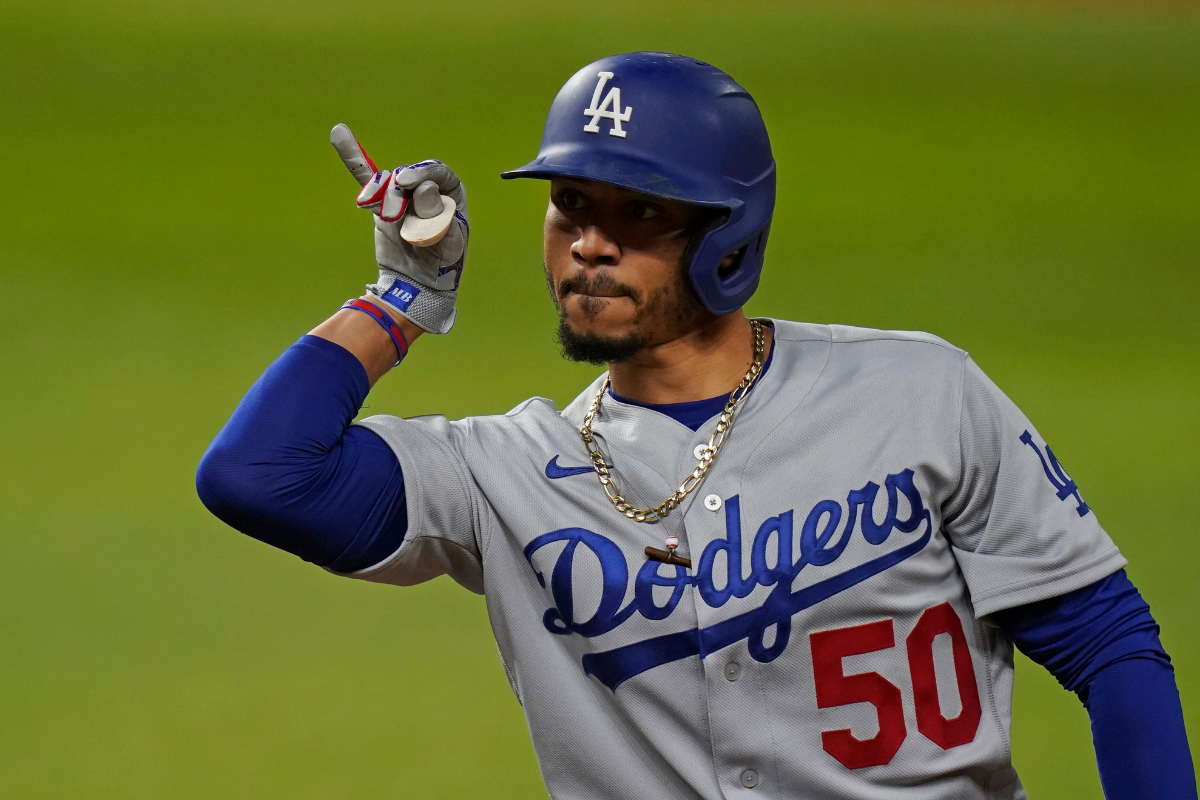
[558,273,642,303]
[569,288,625,298]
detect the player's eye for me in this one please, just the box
[556,189,589,211]
[627,201,662,221]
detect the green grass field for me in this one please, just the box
[1,0,1196,796]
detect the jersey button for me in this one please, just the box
[693,443,710,460]
[740,769,759,788]
[703,494,722,511]
[724,662,741,681]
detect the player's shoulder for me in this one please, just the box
[773,318,965,364]
[833,323,964,354]
[773,318,963,355]
[456,395,565,427]
[363,395,571,446]
[458,395,577,442]
[771,318,968,396]
[362,396,580,473]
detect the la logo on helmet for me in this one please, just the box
[583,72,633,138]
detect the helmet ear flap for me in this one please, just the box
[682,206,730,275]
[687,215,773,315]
[733,225,770,278]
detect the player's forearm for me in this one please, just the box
[309,296,424,386]
[994,571,1197,798]
[1085,657,1197,799]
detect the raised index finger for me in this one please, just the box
[330,123,378,187]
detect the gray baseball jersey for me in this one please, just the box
[341,319,1124,799]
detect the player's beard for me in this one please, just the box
[547,260,708,366]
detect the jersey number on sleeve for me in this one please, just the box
[809,602,983,769]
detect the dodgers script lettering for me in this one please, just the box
[523,468,933,690]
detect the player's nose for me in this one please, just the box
[572,224,620,268]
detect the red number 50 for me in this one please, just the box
[809,602,983,769]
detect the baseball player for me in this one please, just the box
[197,53,1195,798]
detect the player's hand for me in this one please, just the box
[330,124,469,335]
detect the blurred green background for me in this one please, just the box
[1,0,1196,796]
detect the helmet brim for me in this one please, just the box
[501,146,733,209]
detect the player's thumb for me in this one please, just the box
[330,123,378,187]
[411,181,445,219]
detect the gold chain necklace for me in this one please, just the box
[578,319,767,565]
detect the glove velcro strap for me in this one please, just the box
[369,275,457,334]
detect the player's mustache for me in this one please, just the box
[558,272,643,305]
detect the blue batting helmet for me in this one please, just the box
[501,52,775,315]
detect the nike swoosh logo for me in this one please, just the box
[545,455,601,479]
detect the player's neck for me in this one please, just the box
[606,311,772,405]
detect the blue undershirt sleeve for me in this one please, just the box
[993,569,1196,799]
[196,335,408,572]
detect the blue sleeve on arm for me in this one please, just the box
[196,335,408,572]
[994,570,1196,799]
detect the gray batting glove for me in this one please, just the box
[331,125,469,334]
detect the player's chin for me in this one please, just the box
[556,313,650,365]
